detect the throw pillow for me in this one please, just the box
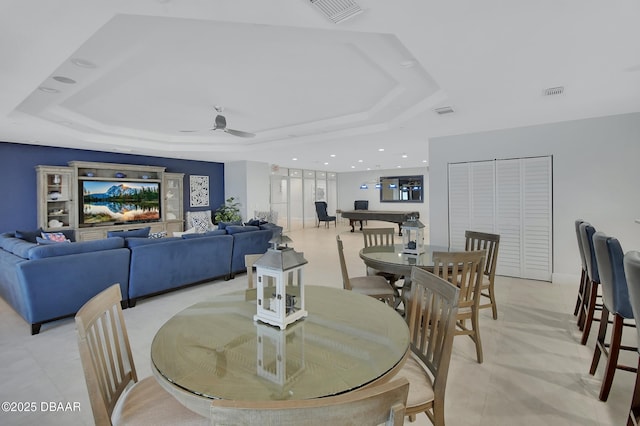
[148,231,167,239]
[40,232,68,242]
[191,216,211,233]
[15,228,44,243]
[245,219,261,227]
[36,236,70,245]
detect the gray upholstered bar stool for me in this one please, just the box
[590,233,636,401]
[579,222,601,345]
[622,251,640,426]
[574,219,588,323]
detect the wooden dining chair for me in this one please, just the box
[210,377,409,426]
[336,235,397,305]
[362,227,402,287]
[394,267,459,425]
[464,230,500,319]
[432,250,486,363]
[245,253,263,289]
[75,284,207,425]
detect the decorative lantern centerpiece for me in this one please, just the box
[401,216,425,255]
[254,235,308,329]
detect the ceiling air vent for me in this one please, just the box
[434,106,455,115]
[543,86,564,96]
[309,0,363,24]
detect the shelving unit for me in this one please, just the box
[36,166,75,231]
[36,161,185,241]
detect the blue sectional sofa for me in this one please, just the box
[0,223,280,334]
[0,233,130,335]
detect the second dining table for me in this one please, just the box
[151,285,409,417]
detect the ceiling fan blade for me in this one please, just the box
[224,128,256,138]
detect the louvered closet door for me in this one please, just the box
[521,157,552,281]
[448,156,552,281]
[448,163,471,249]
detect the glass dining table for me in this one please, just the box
[359,244,451,276]
[151,285,409,417]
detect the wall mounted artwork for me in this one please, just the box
[190,175,209,207]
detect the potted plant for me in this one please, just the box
[214,197,242,224]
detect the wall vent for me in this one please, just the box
[434,106,455,115]
[543,86,564,96]
[310,0,363,24]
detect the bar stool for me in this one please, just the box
[579,222,601,345]
[623,251,640,426]
[589,233,636,401]
[574,219,588,323]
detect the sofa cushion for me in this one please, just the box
[182,229,227,239]
[107,227,151,238]
[15,228,44,243]
[259,223,283,238]
[29,237,125,260]
[1,235,37,259]
[217,221,242,230]
[126,237,181,248]
[225,225,260,235]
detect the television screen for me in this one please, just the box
[80,180,161,225]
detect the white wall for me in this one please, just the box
[224,161,270,221]
[337,167,429,223]
[428,112,640,283]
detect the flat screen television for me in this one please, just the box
[79,180,161,227]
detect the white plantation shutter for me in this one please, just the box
[448,156,552,281]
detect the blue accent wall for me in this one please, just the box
[0,142,225,232]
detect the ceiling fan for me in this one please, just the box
[212,106,255,138]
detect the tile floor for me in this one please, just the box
[0,222,635,425]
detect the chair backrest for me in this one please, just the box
[575,219,587,270]
[211,378,409,426]
[593,232,633,318]
[186,209,215,232]
[623,251,640,353]
[75,284,136,425]
[432,250,486,310]
[363,228,395,248]
[336,235,353,291]
[315,201,329,219]
[245,254,263,289]
[354,200,369,210]
[579,222,600,283]
[464,230,500,281]
[405,267,460,409]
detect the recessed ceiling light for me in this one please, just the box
[292,157,298,161]
[358,159,363,163]
[52,76,76,84]
[422,160,427,163]
[38,86,59,93]
[324,162,329,165]
[70,58,97,68]
[351,165,355,169]
[396,165,402,168]
[401,153,408,158]
[378,148,385,152]
[330,154,336,158]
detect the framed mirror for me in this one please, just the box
[379,175,423,203]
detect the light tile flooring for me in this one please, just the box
[0,222,635,425]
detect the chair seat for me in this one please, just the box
[349,275,396,298]
[394,353,435,409]
[114,377,208,425]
